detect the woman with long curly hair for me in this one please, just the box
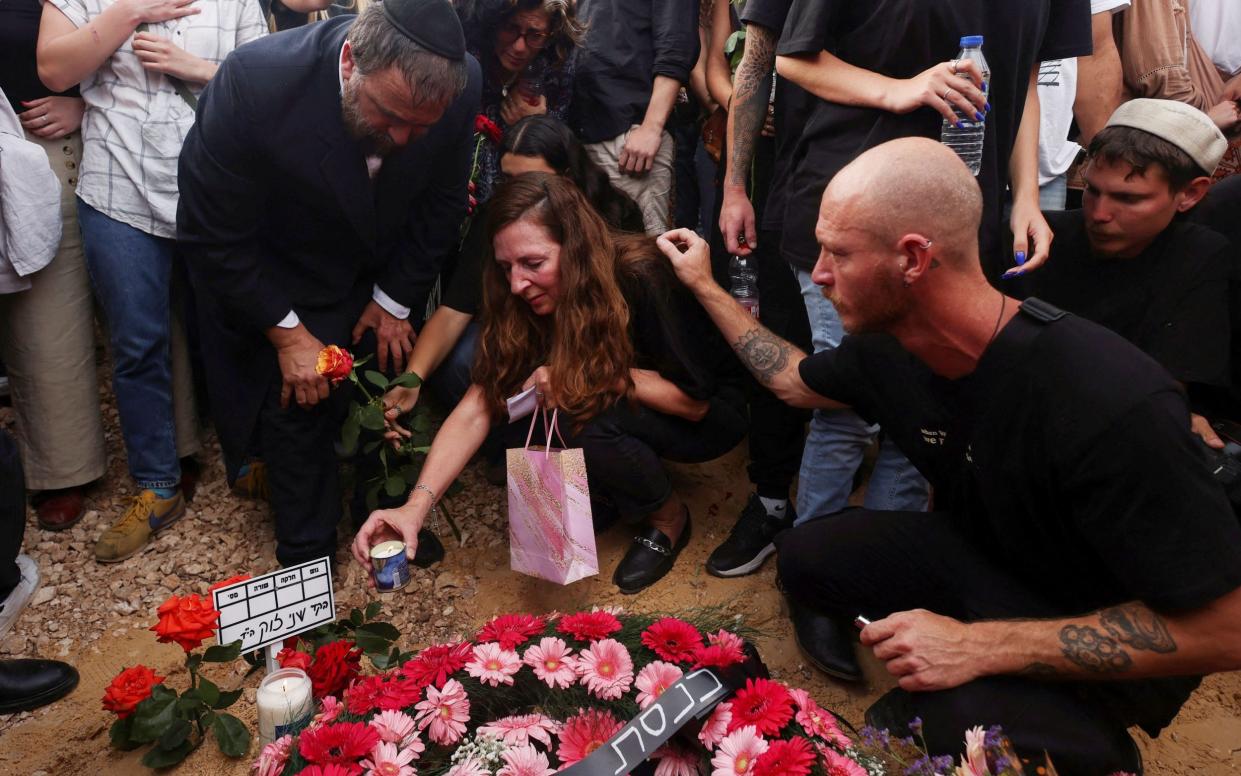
[354,174,746,593]
[456,0,585,204]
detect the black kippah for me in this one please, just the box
[381,0,466,60]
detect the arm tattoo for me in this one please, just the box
[727,25,777,187]
[1059,625,1133,673]
[733,327,792,385]
[1099,603,1177,653]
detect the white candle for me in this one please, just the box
[256,668,313,746]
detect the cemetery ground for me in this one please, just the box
[0,365,1239,774]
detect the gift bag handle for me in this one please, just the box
[523,407,568,459]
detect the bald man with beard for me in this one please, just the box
[657,137,1241,773]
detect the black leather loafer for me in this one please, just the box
[613,512,692,594]
[788,597,864,682]
[0,659,79,714]
[413,529,445,568]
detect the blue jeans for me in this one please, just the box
[1039,175,1068,211]
[78,200,180,489]
[793,268,928,521]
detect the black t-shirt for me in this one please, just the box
[798,306,1241,733]
[1184,176,1241,418]
[738,0,813,235]
[776,0,1091,274]
[0,0,80,114]
[1013,210,1232,388]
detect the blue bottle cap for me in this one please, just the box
[960,35,984,47]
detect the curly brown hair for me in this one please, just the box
[473,174,636,422]
[457,0,585,71]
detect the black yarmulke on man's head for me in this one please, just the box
[382,0,466,60]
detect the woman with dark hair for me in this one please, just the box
[379,115,641,415]
[455,0,584,204]
[355,174,746,594]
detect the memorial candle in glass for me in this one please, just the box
[256,667,312,745]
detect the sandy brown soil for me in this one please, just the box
[0,395,1238,774]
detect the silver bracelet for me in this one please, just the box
[414,484,439,532]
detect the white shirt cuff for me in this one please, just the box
[372,284,411,320]
[275,310,300,328]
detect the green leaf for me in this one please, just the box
[362,439,382,454]
[213,688,243,710]
[365,481,381,511]
[383,474,406,498]
[360,403,385,431]
[212,713,251,758]
[197,677,220,708]
[389,372,422,389]
[365,601,382,620]
[364,370,389,390]
[141,739,193,769]
[350,608,364,626]
[356,621,401,641]
[341,413,362,455]
[411,413,431,433]
[353,354,373,368]
[203,642,242,663]
[177,690,204,712]
[158,717,193,750]
[109,717,141,751]
[129,688,179,743]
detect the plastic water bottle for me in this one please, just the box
[729,254,760,319]
[940,35,990,175]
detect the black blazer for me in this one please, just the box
[177,16,481,332]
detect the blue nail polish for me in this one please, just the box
[1001,270,1022,279]
[974,111,985,122]
[1015,251,1026,266]
[955,121,965,129]
[981,81,988,92]
[985,102,991,112]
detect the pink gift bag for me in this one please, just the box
[506,409,598,584]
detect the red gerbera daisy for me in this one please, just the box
[752,737,816,776]
[297,721,379,765]
[727,678,794,737]
[556,611,623,642]
[557,708,624,767]
[401,642,473,689]
[640,618,704,662]
[476,613,546,650]
[295,765,362,776]
[691,642,746,670]
[344,673,423,716]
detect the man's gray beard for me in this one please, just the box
[341,77,395,157]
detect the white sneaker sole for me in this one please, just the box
[706,542,776,578]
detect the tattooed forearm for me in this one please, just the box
[1059,624,1133,673]
[733,327,792,385]
[1100,603,1177,653]
[726,25,777,186]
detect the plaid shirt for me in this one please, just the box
[50,0,266,238]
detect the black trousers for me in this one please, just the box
[0,430,26,596]
[708,136,811,500]
[776,509,1144,775]
[501,396,747,520]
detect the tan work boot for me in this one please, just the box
[94,490,186,563]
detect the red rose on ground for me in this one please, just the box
[728,678,794,737]
[102,664,165,719]
[474,113,502,144]
[307,640,362,698]
[556,611,623,642]
[641,617,704,662]
[277,647,313,672]
[477,613,546,650]
[208,574,251,593]
[315,345,354,385]
[151,594,219,653]
[401,641,472,689]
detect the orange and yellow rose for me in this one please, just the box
[315,345,354,385]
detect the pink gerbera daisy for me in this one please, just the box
[821,747,868,776]
[359,741,418,776]
[369,710,422,751]
[254,734,292,776]
[413,678,470,746]
[556,610,622,642]
[496,743,556,776]
[788,688,851,749]
[477,713,560,748]
[575,638,634,700]
[634,661,684,709]
[557,708,624,767]
[465,642,522,687]
[477,614,546,650]
[443,755,488,776]
[710,726,768,776]
[653,742,703,776]
[698,702,732,750]
[315,696,344,726]
[522,637,578,689]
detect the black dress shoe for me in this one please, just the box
[413,529,445,568]
[788,597,864,682]
[0,659,79,713]
[613,512,691,594]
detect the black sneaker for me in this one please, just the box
[705,494,794,577]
